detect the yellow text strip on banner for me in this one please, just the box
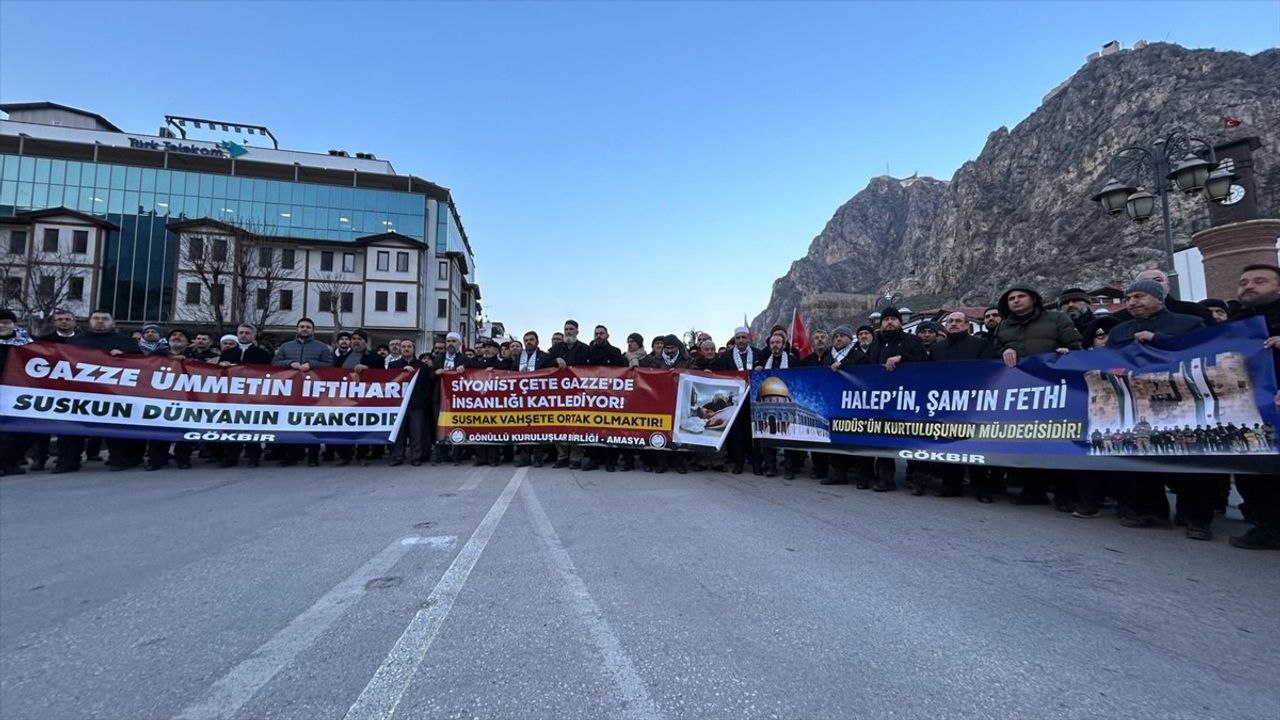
[439,411,672,431]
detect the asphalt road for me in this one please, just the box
[1,461,1277,720]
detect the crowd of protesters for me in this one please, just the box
[1,263,1277,551]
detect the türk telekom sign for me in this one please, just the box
[127,137,247,158]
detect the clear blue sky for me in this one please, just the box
[2,1,1277,345]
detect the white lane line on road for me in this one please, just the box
[172,534,446,720]
[457,468,484,493]
[344,467,526,720]
[521,480,665,720]
[401,535,457,549]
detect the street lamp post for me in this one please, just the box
[1091,128,1236,299]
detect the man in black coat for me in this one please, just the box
[719,326,761,474]
[511,331,554,467]
[331,329,384,466]
[466,338,506,467]
[1058,288,1100,340]
[936,311,998,499]
[1107,268,1215,326]
[28,308,80,470]
[582,325,625,472]
[868,307,924,491]
[0,309,35,476]
[549,320,591,468]
[1108,280,1205,346]
[1229,264,1280,550]
[758,333,802,479]
[216,324,274,468]
[54,309,144,473]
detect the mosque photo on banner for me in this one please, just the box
[673,373,748,447]
[1083,352,1275,456]
[751,374,831,444]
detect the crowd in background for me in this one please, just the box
[1,263,1278,551]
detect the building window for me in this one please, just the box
[461,291,469,309]
[210,284,225,306]
[318,291,333,312]
[41,228,58,252]
[3,276,20,301]
[320,251,334,272]
[184,282,201,305]
[395,291,408,313]
[72,230,88,254]
[375,291,388,312]
[7,230,26,255]
[342,253,355,273]
[279,289,294,310]
[256,288,270,310]
[67,276,84,301]
[376,251,390,272]
[212,238,228,263]
[280,248,296,269]
[340,292,354,312]
[396,251,409,273]
[259,247,273,267]
[438,261,448,281]
[437,298,447,319]
[188,237,204,262]
[460,322,467,340]
[37,275,54,299]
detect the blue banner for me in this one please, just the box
[749,318,1279,473]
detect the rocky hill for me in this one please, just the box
[753,43,1280,336]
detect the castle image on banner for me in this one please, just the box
[752,376,830,443]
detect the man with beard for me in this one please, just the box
[1228,264,1280,550]
[915,321,946,361]
[512,331,553,467]
[978,305,1002,344]
[332,331,354,365]
[758,332,803,479]
[1108,279,1211,540]
[431,332,468,465]
[720,327,761,475]
[868,307,925,491]
[388,340,431,467]
[54,309,144,474]
[994,286,1081,505]
[272,317,334,467]
[467,338,506,467]
[332,330,383,467]
[28,309,80,470]
[691,339,721,370]
[581,325,626,472]
[145,329,197,471]
[384,338,402,368]
[1058,288,1099,339]
[641,335,692,473]
[218,324,273,468]
[809,325,862,484]
[137,323,168,355]
[800,330,830,366]
[549,320,591,469]
[853,325,879,363]
[186,331,221,363]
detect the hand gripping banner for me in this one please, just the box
[436,367,748,450]
[0,343,419,444]
[749,319,1278,473]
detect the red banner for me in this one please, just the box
[0,343,418,444]
[437,366,747,449]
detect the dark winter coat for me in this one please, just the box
[870,330,925,365]
[718,346,762,371]
[68,329,141,355]
[1108,309,1205,346]
[548,339,591,366]
[587,341,625,367]
[219,344,274,365]
[939,332,998,360]
[1232,297,1280,377]
[509,348,553,371]
[388,357,433,409]
[271,337,334,367]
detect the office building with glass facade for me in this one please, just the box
[0,102,481,345]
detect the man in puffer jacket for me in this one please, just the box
[993,286,1082,507]
[994,285,1082,367]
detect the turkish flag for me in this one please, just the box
[1223,117,1244,129]
[790,308,810,359]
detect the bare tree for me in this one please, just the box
[312,272,358,333]
[176,220,293,335]
[0,248,91,336]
